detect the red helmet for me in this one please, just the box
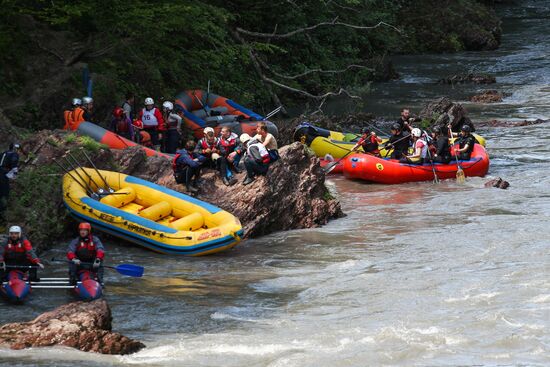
[113,106,124,119]
[78,222,92,231]
[133,119,144,129]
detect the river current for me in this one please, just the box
[1,1,549,366]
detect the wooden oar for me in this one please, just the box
[449,127,465,183]
[51,258,144,277]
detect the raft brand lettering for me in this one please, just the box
[198,229,222,241]
[99,213,115,222]
[127,224,152,236]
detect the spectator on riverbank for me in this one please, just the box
[138,98,164,149]
[121,92,135,121]
[240,133,271,185]
[174,141,205,194]
[110,106,134,140]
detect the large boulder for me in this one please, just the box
[470,90,504,103]
[419,97,474,132]
[0,299,144,354]
[112,143,344,238]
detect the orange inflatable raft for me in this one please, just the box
[175,89,279,139]
[343,144,490,184]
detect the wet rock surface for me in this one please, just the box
[478,118,549,128]
[437,73,496,85]
[419,97,475,132]
[0,299,144,354]
[470,90,504,103]
[484,177,510,190]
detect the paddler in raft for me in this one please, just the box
[351,128,383,156]
[67,222,105,286]
[0,225,44,282]
[384,123,411,159]
[430,126,451,164]
[448,124,476,160]
[400,128,428,164]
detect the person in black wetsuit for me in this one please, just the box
[431,126,451,163]
[385,123,410,159]
[395,108,414,132]
[450,125,476,160]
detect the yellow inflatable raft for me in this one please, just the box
[295,123,487,159]
[62,168,243,256]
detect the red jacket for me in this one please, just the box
[1,238,40,264]
[138,107,166,131]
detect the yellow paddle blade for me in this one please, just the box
[456,168,466,184]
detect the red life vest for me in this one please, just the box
[219,136,237,155]
[116,118,129,133]
[360,135,379,155]
[172,153,181,171]
[75,236,98,261]
[4,239,30,264]
[200,137,219,151]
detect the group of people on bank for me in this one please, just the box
[63,93,186,154]
[352,108,477,164]
[1,222,104,287]
[173,122,278,193]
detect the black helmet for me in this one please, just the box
[461,125,471,133]
[361,127,370,135]
[432,126,442,134]
[391,123,401,131]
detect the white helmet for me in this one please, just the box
[8,226,22,234]
[240,133,252,144]
[162,101,174,110]
[72,98,82,106]
[203,127,215,136]
[411,128,422,138]
[82,96,93,105]
[144,97,154,106]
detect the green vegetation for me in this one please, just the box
[0,0,501,130]
[5,164,70,251]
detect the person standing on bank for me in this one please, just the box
[0,143,20,216]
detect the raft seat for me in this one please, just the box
[99,187,136,208]
[139,201,172,221]
[171,212,204,231]
[119,202,144,215]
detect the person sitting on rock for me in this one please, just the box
[195,127,229,183]
[352,128,383,156]
[400,128,427,164]
[67,222,105,286]
[219,126,241,184]
[240,133,271,185]
[0,225,44,282]
[63,98,81,130]
[110,106,134,140]
[449,125,476,160]
[173,141,205,194]
[430,126,451,164]
[396,108,414,132]
[254,122,278,150]
[385,123,410,159]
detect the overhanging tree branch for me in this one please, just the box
[237,17,400,39]
[257,57,373,80]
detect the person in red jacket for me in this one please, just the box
[138,97,165,149]
[0,225,44,282]
[352,128,383,156]
[66,222,105,285]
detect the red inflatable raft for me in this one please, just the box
[174,89,279,139]
[343,144,490,184]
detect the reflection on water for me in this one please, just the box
[1,2,550,366]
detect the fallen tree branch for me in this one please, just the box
[237,17,400,39]
[257,57,373,80]
[262,75,360,100]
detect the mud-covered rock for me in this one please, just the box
[437,73,496,85]
[0,299,144,354]
[470,90,504,103]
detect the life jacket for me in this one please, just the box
[140,131,152,147]
[141,107,159,127]
[75,236,98,261]
[219,134,238,155]
[72,107,86,126]
[115,118,129,133]
[0,151,17,170]
[198,137,219,157]
[166,113,180,130]
[63,109,73,130]
[415,138,428,159]
[4,239,30,264]
[172,153,181,171]
[360,135,379,154]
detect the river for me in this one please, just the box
[1,1,549,366]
